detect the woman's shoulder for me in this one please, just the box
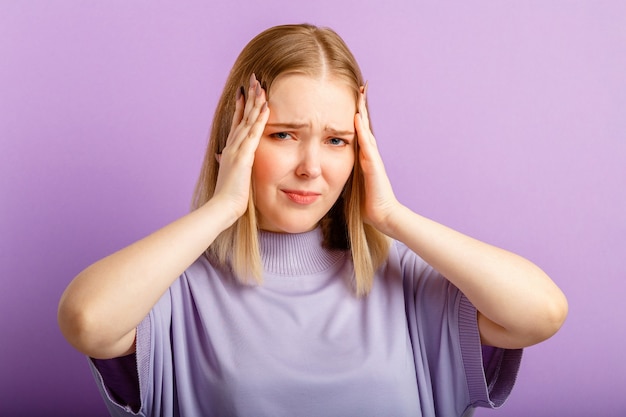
[386,240,429,270]
[382,240,443,290]
[179,254,232,282]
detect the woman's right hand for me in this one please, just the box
[58,75,270,359]
[212,74,270,224]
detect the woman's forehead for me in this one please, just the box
[267,74,357,128]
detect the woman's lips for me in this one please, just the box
[282,190,321,205]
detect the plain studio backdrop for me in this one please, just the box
[1,1,624,416]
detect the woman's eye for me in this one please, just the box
[328,138,347,146]
[271,132,291,140]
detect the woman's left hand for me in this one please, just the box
[354,85,402,236]
[355,86,567,348]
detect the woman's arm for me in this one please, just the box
[380,207,566,348]
[355,88,567,349]
[58,76,270,359]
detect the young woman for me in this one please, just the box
[58,24,568,417]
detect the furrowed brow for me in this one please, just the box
[265,123,308,130]
[265,123,354,137]
[326,128,355,137]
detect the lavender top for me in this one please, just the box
[89,228,522,417]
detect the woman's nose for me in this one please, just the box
[295,146,321,178]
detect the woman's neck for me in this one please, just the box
[259,228,345,275]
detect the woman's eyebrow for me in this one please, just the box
[265,122,308,130]
[327,128,355,137]
[266,123,354,136]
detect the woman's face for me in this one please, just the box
[253,73,356,233]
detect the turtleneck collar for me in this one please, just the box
[259,228,346,276]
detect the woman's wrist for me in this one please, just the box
[201,195,244,232]
[370,202,410,240]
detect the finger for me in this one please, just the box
[233,74,264,139]
[242,73,262,126]
[355,112,370,150]
[226,86,245,143]
[356,92,376,149]
[358,84,371,128]
[229,78,267,151]
[225,79,268,158]
[239,102,270,155]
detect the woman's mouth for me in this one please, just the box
[282,190,321,205]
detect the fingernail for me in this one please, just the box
[256,81,262,97]
[260,101,268,113]
[250,73,256,88]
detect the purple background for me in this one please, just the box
[1,1,624,416]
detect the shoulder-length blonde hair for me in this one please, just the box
[192,23,389,296]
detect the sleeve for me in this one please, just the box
[90,353,141,413]
[394,241,522,416]
[457,295,523,409]
[87,290,173,417]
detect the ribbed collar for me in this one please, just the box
[259,228,346,276]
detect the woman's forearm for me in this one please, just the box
[58,198,236,359]
[384,204,568,348]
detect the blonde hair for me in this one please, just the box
[192,24,389,296]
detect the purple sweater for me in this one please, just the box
[90,228,522,416]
